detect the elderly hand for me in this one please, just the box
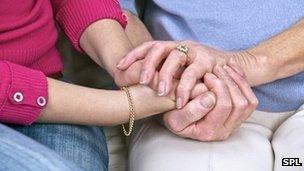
[117,41,275,108]
[116,40,260,109]
[162,64,258,141]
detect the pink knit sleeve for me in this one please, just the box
[51,0,128,52]
[0,61,48,125]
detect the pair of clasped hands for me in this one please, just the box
[116,41,258,141]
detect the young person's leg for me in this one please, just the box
[0,124,82,171]
[129,111,293,171]
[10,124,108,171]
[272,105,304,171]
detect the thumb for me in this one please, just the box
[115,62,142,86]
[163,91,216,132]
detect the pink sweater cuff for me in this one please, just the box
[55,0,128,52]
[0,61,48,125]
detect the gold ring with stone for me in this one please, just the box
[176,44,190,62]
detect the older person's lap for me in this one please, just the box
[129,107,304,171]
[273,105,304,171]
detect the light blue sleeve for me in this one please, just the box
[120,0,138,15]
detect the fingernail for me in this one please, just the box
[117,58,125,67]
[140,70,148,84]
[200,93,215,109]
[176,97,183,109]
[158,81,166,96]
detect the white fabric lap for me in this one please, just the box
[272,108,304,171]
[129,110,297,171]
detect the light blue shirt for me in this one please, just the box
[121,0,304,112]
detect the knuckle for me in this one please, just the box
[143,41,155,47]
[250,97,259,108]
[235,99,249,110]
[205,62,215,72]
[153,42,165,50]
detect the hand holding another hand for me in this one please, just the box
[116,40,258,141]
[117,40,245,108]
[162,64,258,141]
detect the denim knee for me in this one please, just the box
[10,124,109,171]
[0,124,82,171]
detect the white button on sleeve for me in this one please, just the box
[13,92,24,103]
[37,96,47,107]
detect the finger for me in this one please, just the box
[115,61,142,86]
[224,65,259,122]
[176,62,207,109]
[227,57,246,77]
[117,41,156,70]
[158,50,188,96]
[190,83,208,99]
[163,91,216,132]
[174,66,186,79]
[140,41,177,85]
[213,65,248,129]
[197,73,232,131]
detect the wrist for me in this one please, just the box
[130,85,175,119]
[233,49,278,86]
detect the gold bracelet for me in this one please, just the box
[121,86,136,136]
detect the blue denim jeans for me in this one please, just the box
[0,123,108,171]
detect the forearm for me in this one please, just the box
[245,18,304,85]
[37,78,174,126]
[80,11,153,71]
[123,10,153,47]
[80,19,133,77]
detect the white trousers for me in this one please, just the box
[129,104,304,171]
